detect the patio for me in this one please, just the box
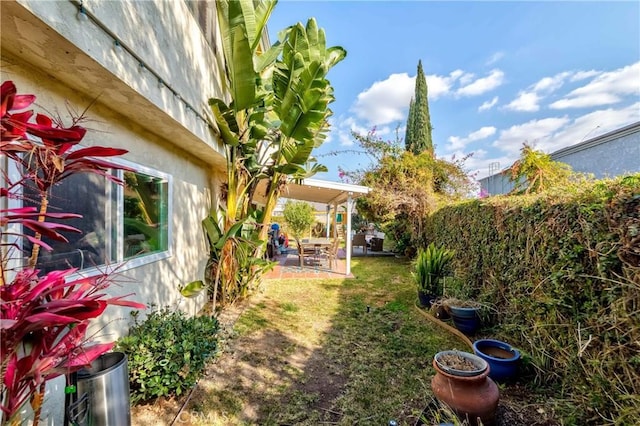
[263,246,395,280]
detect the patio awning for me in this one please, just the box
[267,178,369,205]
[254,178,370,276]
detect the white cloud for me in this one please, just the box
[338,131,354,146]
[550,93,622,109]
[550,62,640,109]
[447,126,497,151]
[505,92,541,112]
[350,69,467,127]
[351,73,414,126]
[458,72,476,86]
[532,71,572,93]
[486,51,505,66]
[457,69,505,97]
[428,70,469,98]
[326,115,375,147]
[492,117,570,156]
[465,151,514,180]
[538,102,640,152]
[478,96,499,112]
[505,71,576,112]
[570,70,601,82]
[477,102,639,176]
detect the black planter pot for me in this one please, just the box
[417,291,436,308]
[449,305,481,335]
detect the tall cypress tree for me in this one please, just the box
[405,98,415,151]
[404,60,433,155]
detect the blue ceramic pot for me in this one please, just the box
[449,305,480,335]
[473,339,521,382]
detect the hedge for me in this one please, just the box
[425,175,639,424]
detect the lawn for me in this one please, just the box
[131,256,558,425]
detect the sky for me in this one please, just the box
[268,0,640,183]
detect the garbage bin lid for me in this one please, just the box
[77,352,126,379]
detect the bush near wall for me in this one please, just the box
[116,308,220,403]
[425,175,639,424]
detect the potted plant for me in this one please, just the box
[472,339,521,382]
[413,243,454,308]
[442,298,483,335]
[431,350,499,426]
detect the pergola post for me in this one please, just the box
[325,205,331,238]
[345,192,354,276]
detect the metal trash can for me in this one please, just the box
[76,351,131,426]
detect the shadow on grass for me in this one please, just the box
[176,256,548,426]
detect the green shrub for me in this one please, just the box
[116,308,220,404]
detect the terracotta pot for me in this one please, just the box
[431,352,499,426]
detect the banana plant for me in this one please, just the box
[180,210,274,313]
[257,17,345,241]
[201,0,345,306]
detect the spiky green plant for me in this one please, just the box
[413,242,455,295]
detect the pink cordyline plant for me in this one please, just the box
[1,81,145,425]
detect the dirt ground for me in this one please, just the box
[130,290,560,426]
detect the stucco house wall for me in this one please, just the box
[2,0,232,422]
[2,0,229,327]
[0,0,236,425]
[479,121,640,195]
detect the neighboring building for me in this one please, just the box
[2,0,237,421]
[480,121,640,195]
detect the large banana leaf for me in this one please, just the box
[209,99,240,146]
[251,0,278,53]
[272,20,345,154]
[217,0,273,111]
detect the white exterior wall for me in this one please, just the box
[2,57,212,325]
[3,0,227,165]
[1,1,231,423]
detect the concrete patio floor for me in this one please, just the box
[263,247,395,280]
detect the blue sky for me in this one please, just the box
[268,1,640,182]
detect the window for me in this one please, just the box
[123,171,169,260]
[22,160,171,274]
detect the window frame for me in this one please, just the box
[113,157,173,272]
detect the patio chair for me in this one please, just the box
[352,233,368,256]
[298,239,320,267]
[320,238,340,270]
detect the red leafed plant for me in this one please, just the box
[1,81,145,425]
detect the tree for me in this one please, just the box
[341,129,473,256]
[404,60,433,155]
[505,143,575,194]
[283,201,314,245]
